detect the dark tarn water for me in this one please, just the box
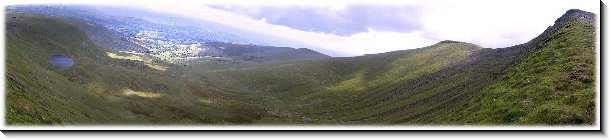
[49,55,74,67]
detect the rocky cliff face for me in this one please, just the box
[555,9,595,24]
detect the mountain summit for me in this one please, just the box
[555,9,595,24]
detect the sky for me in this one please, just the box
[133,0,598,56]
[4,0,600,57]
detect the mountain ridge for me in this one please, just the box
[437,8,596,124]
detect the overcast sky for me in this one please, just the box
[134,0,598,56]
[6,0,600,56]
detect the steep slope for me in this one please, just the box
[194,9,595,125]
[197,41,487,124]
[205,40,532,124]
[6,11,125,124]
[60,16,148,52]
[6,11,269,125]
[438,9,596,125]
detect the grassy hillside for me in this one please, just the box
[60,16,148,52]
[196,41,488,124]
[7,11,124,124]
[200,39,544,124]
[202,42,330,63]
[6,11,268,125]
[189,10,595,125]
[438,9,596,125]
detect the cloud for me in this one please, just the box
[130,1,598,57]
[209,5,424,36]
[417,0,599,48]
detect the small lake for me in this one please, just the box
[49,55,74,67]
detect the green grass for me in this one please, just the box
[5,9,596,125]
[437,9,596,125]
[197,42,489,124]
[6,11,269,125]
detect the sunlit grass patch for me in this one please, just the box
[325,71,365,92]
[107,52,168,71]
[197,99,215,104]
[86,81,105,94]
[145,63,168,71]
[107,52,142,61]
[122,88,163,98]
